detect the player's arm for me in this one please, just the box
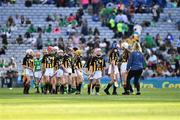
[108,50,113,63]
[102,59,106,76]
[22,57,26,69]
[89,58,95,74]
[41,55,46,73]
[31,59,35,72]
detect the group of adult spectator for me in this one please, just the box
[142,32,180,78]
[0,57,18,88]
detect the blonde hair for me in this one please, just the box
[132,42,142,52]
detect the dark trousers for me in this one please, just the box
[126,69,143,92]
[92,3,100,14]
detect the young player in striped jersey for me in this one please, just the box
[42,46,57,94]
[104,47,120,95]
[63,49,73,94]
[22,49,34,94]
[120,42,134,95]
[90,48,106,95]
[85,52,94,95]
[74,50,83,94]
[55,50,65,94]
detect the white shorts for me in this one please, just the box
[64,68,72,76]
[56,69,64,77]
[71,69,83,77]
[35,71,42,78]
[108,64,119,74]
[75,69,83,77]
[24,69,33,77]
[93,71,102,80]
[44,68,54,77]
[120,62,127,73]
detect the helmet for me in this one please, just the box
[29,49,34,56]
[121,42,129,49]
[57,50,64,53]
[43,49,48,54]
[26,49,33,55]
[26,49,31,54]
[94,48,102,56]
[53,46,59,52]
[74,50,82,56]
[94,48,101,53]
[47,46,53,53]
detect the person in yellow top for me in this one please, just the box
[126,35,139,47]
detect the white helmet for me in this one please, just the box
[121,42,129,49]
[26,49,31,54]
[53,46,59,51]
[26,49,33,55]
[57,50,63,53]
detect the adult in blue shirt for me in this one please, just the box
[123,42,146,95]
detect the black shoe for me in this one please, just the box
[44,90,47,94]
[122,92,130,95]
[51,89,56,94]
[75,92,80,95]
[112,92,118,95]
[136,92,141,95]
[104,89,110,95]
[41,88,44,94]
[23,87,26,94]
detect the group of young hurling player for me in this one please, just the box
[22,41,145,95]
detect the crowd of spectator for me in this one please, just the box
[0,0,180,79]
[0,57,18,88]
[142,32,180,78]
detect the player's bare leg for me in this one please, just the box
[60,75,66,94]
[44,76,50,94]
[76,75,83,94]
[51,76,57,94]
[95,79,100,95]
[72,76,77,94]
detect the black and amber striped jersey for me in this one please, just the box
[121,49,130,62]
[85,56,93,71]
[109,50,119,65]
[22,55,34,68]
[42,54,56,68]
[63,54,72,68]
[91,56,106,71]
[55,55,64,69]
[74,57,82,69]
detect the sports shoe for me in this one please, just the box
[112,92,118,95]
[136,92,141,95]
[104,89,110,95]
[130,91,135,95]
[114,81,119,87]
[75,92,80,95]
[91,91,95,95]
[122,92,130,95]
[96,92,100,96]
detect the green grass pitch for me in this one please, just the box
[0,88,180,120]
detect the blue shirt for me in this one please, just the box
[126,51,146,71]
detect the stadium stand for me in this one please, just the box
[0,0,180,87]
